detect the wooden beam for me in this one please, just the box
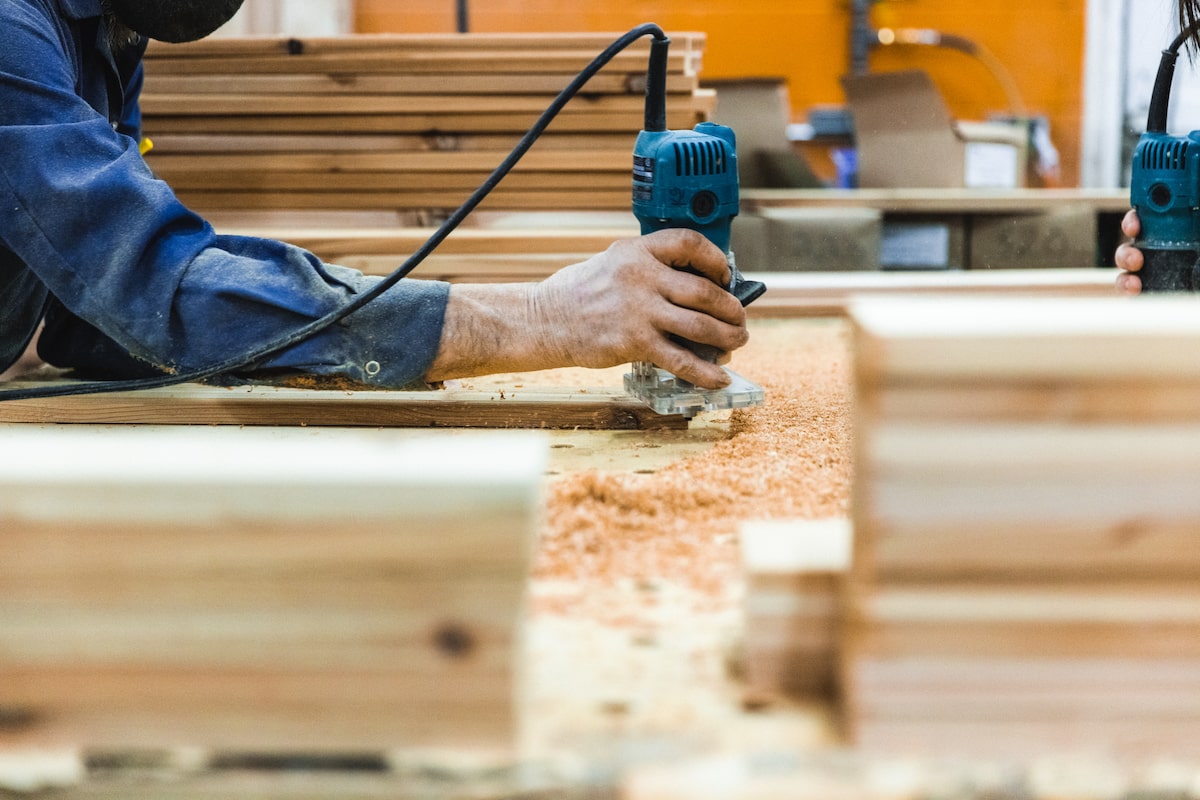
[141,106,711,134]
[0,383,688,430]
[742,188,1130,215]
[143,32,709,58]
[0,426,545,750]
[741,269,1118,318]
[739,519,851,702]
[141,72,696,96]
[845,295,1200,759]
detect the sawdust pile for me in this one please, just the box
[534,320,853,604]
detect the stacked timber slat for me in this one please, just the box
[0,427,545,751]
[219,221,638,283]
[139,33,713,214]
[739,519,851,703]
[846,296,1200,758]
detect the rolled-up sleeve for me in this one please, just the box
[0,2,450,388]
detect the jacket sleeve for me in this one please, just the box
[0,3,450,388]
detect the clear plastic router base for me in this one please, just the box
[624,362,765,419]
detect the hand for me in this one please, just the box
[424,229,750,389]
[533,229,750,389]
[1115,209,1143,295]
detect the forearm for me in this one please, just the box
[424,282,570,382]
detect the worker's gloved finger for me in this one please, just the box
[1122,208,1141,239]
[640,228,731,287]
[1115,241,1144,274]
[1115,271,1143,296]
[661,270,747,326]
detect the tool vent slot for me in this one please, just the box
[1143,139,1190,171]
[674,140,728,177]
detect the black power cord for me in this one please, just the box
[1147,18,1200,133]
[0,23,670,403]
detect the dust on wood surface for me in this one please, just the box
[482,319,854,625]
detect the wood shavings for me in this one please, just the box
[533,320,853,620]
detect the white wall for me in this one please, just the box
[1083,0,1200,186]
[213,0,353,36]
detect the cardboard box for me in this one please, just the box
[841,70,1028,189]
[733,207,882,271]
[969,205,1099,269]
[708,78,824,189]
[880,215,968,270]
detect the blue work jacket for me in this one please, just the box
[0,0,450,385]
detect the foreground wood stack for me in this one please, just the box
[846,296,1200,757]
[0,427,545,751]
[739,519,851,703]
[139,33,713,214]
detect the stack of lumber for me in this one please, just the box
[738,519,851,703]
[845,296,1200,758]
[0,426,545,751]
[216,224,1123,293]
[222,221,638,283]
[139,33,713,214]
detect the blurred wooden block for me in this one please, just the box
[739,519,851,700]
[0,427,546,751]
[845,296,1200,758]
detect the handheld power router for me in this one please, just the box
[1131,21,1200,291]
[623,34,767,418]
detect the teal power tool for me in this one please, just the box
[1131,21,1200,291]
[623,34,767,418]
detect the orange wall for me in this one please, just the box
[356,0,1086,185]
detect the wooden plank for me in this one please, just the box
[743,187,1130,215]
[141,50,696,77]
[0,383,688,430]
[141,106,712,134]
[157,171,630,193]
[344,254,589,281]
[142,71,696,97]
[147,132,639,154]
[170,189,632,211]
[744,269,1118,318]
[229,226,637,257]
[739,520,851,701]
[145,149,634,172]
[143,32,708,58]
[139,92,679,117]
[852,296,1200,383]
[0,426,544,750]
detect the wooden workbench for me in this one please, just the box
[0,317,850,798]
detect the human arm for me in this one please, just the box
[426,229,748,389]
[0,1,448,387]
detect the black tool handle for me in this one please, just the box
[671,259,766,362]
[1138,247,1200,292]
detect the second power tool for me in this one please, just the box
[1131,20,1200,291]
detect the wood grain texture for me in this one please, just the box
[139,33,712,214]
[0,427,546,750]
[844,296,1200,758]
[743,188,1129,214]
[739,520,851,701]
[0,383,688,430]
